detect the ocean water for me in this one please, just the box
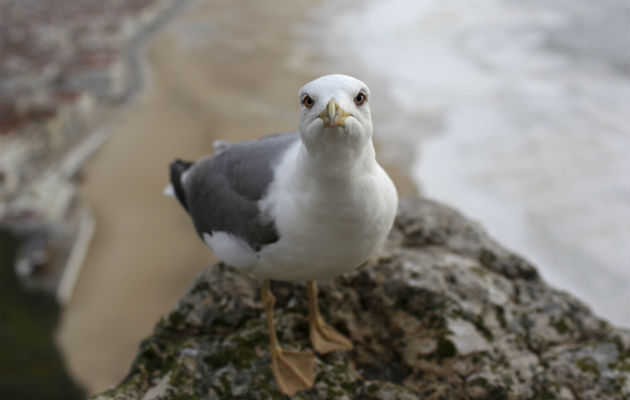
[302,0,630,326]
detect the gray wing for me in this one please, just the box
[183,132,300,251]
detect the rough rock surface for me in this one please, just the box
[93,198,630,399]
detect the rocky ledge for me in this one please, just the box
[93,198,630,399]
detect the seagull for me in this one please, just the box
[165,74,398,395]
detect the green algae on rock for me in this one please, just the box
[92,198,630,399]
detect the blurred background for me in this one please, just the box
[0,0,628,397]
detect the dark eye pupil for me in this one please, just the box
[304,96,313,106]
[356,93,364,103]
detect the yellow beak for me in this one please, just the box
[318,98,349,128]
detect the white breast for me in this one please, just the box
[255,142,398,281]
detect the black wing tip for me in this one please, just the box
[169,159,194,211]
[171,159,194,170]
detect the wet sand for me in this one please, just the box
[56,0,415,394]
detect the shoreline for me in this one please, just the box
[117,0,198,103]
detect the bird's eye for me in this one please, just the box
[354,92,367,106]
[302,95,314,108]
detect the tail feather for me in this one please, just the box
[169,159,193,211]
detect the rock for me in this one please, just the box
[92,198,630,399]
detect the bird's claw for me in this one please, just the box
[310,318,353,354]
[270,347,316,395]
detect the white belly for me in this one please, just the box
[253,161,398,281]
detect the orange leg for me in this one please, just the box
[262,281,315,395]
[307,281,353,354]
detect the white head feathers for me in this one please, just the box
[297,74,373,157]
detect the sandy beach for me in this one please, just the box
[56,0,416,394]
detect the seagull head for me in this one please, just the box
[298,74,373,156]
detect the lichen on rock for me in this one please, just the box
[92,198,630,399]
